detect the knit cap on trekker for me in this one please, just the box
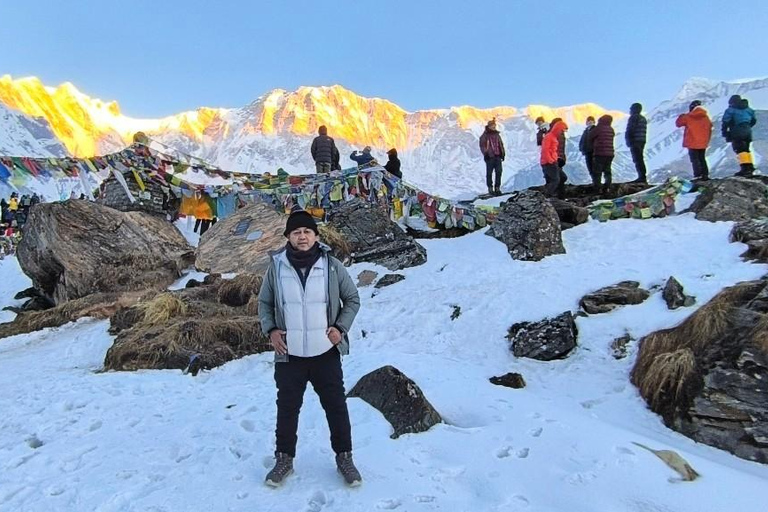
[283,210,319,237]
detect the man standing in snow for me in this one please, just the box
[311,125,337,174]
[625,102,648,183]
[579,116,596,179]
[722,95,758,177]
[588,115,616,193]
[479,118,506,196]
[259,210,362,488]
[675,100,712,180]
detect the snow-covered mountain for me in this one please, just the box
[0,102,68,158]
[0,75,766,197]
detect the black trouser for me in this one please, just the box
[592,155,614,189]
[542,163,561,197]
[583,152,594,178]
[630,144,647,181]
[199,219,211,236]
[688,149,708,178]
[732,139,751,154]
[274,348,352,457]
[485,157,503,189]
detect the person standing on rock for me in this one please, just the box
[579,116,596,179]
[384,148,402,179]
[540,119,568,197]
[479,118,506,196]
[350,146,375,167]
[675,100,712,181]
[258,210,362,488]
[311,125,337,174]
[588,115,616,193]
[550,117,569,187]
[625,102,648,183]
[722,94,758,177]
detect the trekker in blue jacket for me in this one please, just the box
[350,146,375,167]
[722,95,758,176]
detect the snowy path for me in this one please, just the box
[1,212,767,511]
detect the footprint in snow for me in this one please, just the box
[376,499,402,510]
[89,420,103,432]
[496,446,513,458]
[305,490,328,512]
[240,419,256,432]
[516,448,530,459]
[529,427,543,438]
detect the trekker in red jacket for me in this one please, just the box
[675,100,713,180]
[540,120,568,197]
[588,115,615,193]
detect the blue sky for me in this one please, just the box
[1,0,765,117]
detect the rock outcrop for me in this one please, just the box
[16,200,194,305]
[507,311,578,360]
[486,190,565,261]
[662,277,695,310]
[347,365,442,438]
[326,199,426,270]
[196,203,287,275]
[685,177,768,222]
[631,279,768,463]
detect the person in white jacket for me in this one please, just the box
[259,209,362,488]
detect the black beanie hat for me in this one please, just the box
[284,210,319,237]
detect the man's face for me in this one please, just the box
[288,227,318,251]
[489,121,496,130]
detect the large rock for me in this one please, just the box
[507,311,578,360]
[631,279,768,463]
[579,281,650,314]
[347,365,442,438]
[196,203,287,275]
[486,190,565,261]
[326,199,426,270]
[17,200,194,305]
[685,177,768,222]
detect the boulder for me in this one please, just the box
[662,277,695,310]
[580,281,650,314]
[374,274,405,289]
[548,198,589,230]
[489,372,526,389]
[631,279,768,463]
[507,311,578,360]
[486,190,565,261]
[326,199,426,270]
[196,203,287,275]
[685,177,768,222]
[347,365,442,438]
[16,200,194,305]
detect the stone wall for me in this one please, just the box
[98,174,170,216]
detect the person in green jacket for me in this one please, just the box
[259,210,362,488]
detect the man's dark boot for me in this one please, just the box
[336,452,362,487]
[265,452,294,487]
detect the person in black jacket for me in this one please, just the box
[625,103,648,183]
[311,126,337,174]
[535,117,548,146]
[384,148,402,178]
[579,116,596,178]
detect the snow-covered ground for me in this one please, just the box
[1,207,768,511]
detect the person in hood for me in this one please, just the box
[540,119,568,197]
[384,148,402,179]
[722,94,758,176]
[311,125,338,174]
[625,102,648,183]
[479,118,506,195]
[535,117,548,146]
[579,116,596,178]
[259,210,362,488]
[675,100,713,180]
[350,146,374,167]
[588,115,616,193]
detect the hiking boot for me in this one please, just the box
[630,177,648,184]
[336,452,362,487]
[265,452,294,487]
[493,187,501,196]
[487,186,494,196]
